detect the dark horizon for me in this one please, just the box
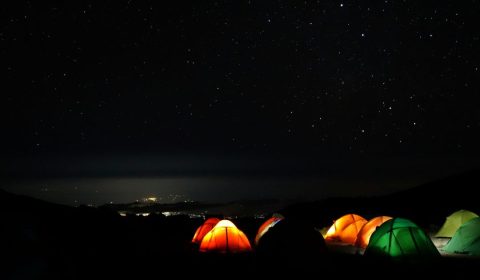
[2,153,478,206]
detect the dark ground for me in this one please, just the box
[1,170,479,279]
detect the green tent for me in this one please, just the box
[435,209,478,238]
[365,218,439,258]
[443,217,480,256]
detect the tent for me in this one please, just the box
[325,214,367,245]
[365,218,439,258]
[355,216,392,248]
[435,210,478,238]
[192,217,220,244]
[255,216,284,245]
[443,217,480,256]
[199,220,252,253]
[256,219,327,257]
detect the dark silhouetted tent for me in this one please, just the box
[435,210,478,238]
[199,220,252,253]
[192,217,220,244]
[365,218,439,258]
[325,214,367,245]
[355,216,392,248]
[254,215,284,245]
[443,217,480,256]
[256,219,327,256]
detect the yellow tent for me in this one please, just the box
[435,210,478,238]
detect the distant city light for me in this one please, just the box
[144,197,158,203]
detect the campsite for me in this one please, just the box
[3,1,479,279]
[2,170,480,279]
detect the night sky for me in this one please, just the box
[1,1,480,204]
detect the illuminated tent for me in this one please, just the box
[325,214,367,245]
[443,217,480,256]
[256,219,327,256]
[192,217,220,244]
[365,218,439,258]
[355,216,392,248]
[199,220,252,253]
[255,215,284,245]
[435,210,478,238]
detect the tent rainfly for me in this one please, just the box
[435,210,478,238]
[325,214,367,245]
[443,217,480,256]
[355,216,392,248]
[365,218,440,258]
[192,217,220,244]
[199,220,252,253]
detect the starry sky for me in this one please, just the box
[1,1,480,204]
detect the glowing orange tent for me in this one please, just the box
[255,216,284,245]
[199,220,252,253]
[325,214,367,245]
[355,216,392,248]
[192,217,220,244]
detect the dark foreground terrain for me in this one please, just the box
[2,170,479,279]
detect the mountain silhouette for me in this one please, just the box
[280,169,480,228]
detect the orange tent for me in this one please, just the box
[199,220,252,253]
[325,214,367,245]
[355,216,392,248]
[255,216,284,245]
[192,217,220,244]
